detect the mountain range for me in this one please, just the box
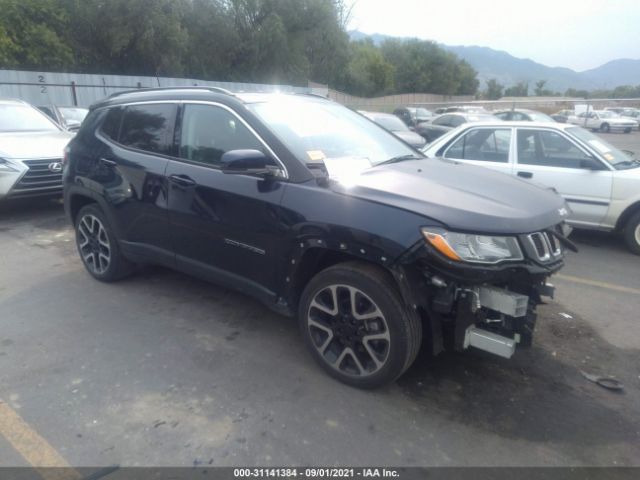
[349,31,640,93]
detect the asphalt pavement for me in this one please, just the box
[0,131,639,469]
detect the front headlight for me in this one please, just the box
[421,228,524,264]
[0,158,19,172]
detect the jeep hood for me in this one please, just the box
[0,131,73,160]
[330,158,569,234]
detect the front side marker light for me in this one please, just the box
[422,230,462,261]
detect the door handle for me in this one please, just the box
[99,157,117,167]
[169,174,196,187]
[517,171,533,179]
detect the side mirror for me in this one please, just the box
[220,149,280,176]
[65,120,81,132]
[579,158,602,170]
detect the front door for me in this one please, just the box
[514,128,613,227]
[166,103,286,298]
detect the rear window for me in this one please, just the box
[119,104,177,155]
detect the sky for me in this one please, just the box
[346,0,640,71]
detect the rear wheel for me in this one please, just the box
[298,262,421,389]
[623,211,640,255]
[600,123,610,133]
[75,204,134,281]
[624,128,631,134]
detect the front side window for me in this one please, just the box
[517,129,592,168]
[446,128,511,163]
[119,104,176,155]
[178,104,263,167]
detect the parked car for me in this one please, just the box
[360,111,426,148]
[37,105,88,132]
[551,109,574,123]
[494,109,554,122]
[416,112,499,143]
[568,110,636,133]
[392,106,434,128]
[64,87,570,388]
[0,98,74,200]
[423,121,640,253]
[434,106,488,115]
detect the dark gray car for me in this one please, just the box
[361,111,427,148]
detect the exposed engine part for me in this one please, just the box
[464,326,516,359]
[478,286,528,318]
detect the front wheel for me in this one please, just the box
[623,211,640,255]
[600,123,610,133]
[298,262,421,389]
[624,128,631,134]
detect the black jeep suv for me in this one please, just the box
[64,87,571,388]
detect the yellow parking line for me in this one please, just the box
[555,274,640,295]
[0,401,81,480]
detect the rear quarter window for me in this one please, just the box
[100,107,123,141]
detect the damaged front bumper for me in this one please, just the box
[393,235,564,360]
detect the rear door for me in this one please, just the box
[165,102,286,298]
[441,126,515,176]
[514,128,613,226]
[92,103,176,263]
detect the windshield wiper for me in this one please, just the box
[377,154,424,166]
[615,159,640,168]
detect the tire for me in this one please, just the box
[623,211,640,255]
[624,128,631,134]
[74,204,134,282]
[600,123,610,133]
[298,261,422,389]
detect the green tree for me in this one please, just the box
[484,79,504,100]
[0,0,73,69]
[335,39,394,96]
[380,38,478,95]
[66,0,189,76]
[505,81,528,97]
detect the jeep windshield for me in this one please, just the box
[0,104,60,132]
[248,97,419,168]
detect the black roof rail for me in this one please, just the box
[107,86,235,100]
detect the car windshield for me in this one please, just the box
[372,115,409,131]
[59,107,88,123]
[528,112,555,122]
[567,127,634,168]
[0,104,60,132]
[249,98,418,167]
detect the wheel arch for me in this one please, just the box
[615,201,640,231]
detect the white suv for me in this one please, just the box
[423,121,640,254]
[0,98,74,200]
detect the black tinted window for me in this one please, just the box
[119,104,176,154]
[179,104,263,167]
[101,107,123,141]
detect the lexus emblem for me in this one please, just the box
[48,162,63,173]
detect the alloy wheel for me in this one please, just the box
[307,284,390,377]
[77,214,111,275]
